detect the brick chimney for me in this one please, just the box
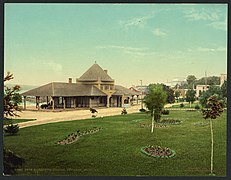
[104,70,108,74]
[68,78,72,83]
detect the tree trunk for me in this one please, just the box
[210,119,214,174]
[151,109,155,133]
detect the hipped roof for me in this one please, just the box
[78,63,114,82]
[113,85,139,96]
[21,82,107,97]
[21,83,139,97]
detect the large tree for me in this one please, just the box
[144,84,167,133]
[161,84,175,104]
[186,75,197,89]
[202,95,224,175]
[185,89,196,105]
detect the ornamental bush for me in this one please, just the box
[4,123,19,136]
[139,108,146,112]
[121,108,127,115]
[194,105,200,110]
[3,148,25,175]
[161,109,170,115]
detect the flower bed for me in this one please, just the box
[57,127,102,145]
[159,118,181,125]
[139,123,167,128]
[141,146,175,158]
[193,122,209,127]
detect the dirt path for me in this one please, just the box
[17,105,141,129]
[15,103,177,129]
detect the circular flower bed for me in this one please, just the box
[141,146,176,158]
[159,118,181,125]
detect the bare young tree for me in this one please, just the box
[202,95,224,175]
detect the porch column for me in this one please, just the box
[36,96,40,110]
[74,97,77,108]
[121,95,124,107]
[106,96,110,108]
[137,95,139,104]
[89,97,92,108]
[131,95,134,105]
[23,96,27,110]
[51,97,54,111]
[46,96,49,104]
[63,97,66,110]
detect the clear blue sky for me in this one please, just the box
[4,3,227,87]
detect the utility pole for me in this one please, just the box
[205,71,207,86]
[140,80,143,109]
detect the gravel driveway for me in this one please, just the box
[16,105,141,129]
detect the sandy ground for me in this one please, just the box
[14,103,178,129]
[16,105,141,129]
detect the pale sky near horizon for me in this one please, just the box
[4,3,227,87]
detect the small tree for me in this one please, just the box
[202,95,224,175]
[186,89,196,107]
[174,90,180,102]
[3,72,24,174]
[144,84,167,133]
[4,72,22,118]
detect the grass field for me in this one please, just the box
[4,110,226,176]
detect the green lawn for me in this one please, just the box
[4,110,226,176]
[171,102,201,109]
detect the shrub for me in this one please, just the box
[121,108,127,115]
[161,109,170,115]
[139,108,146,112]
[3,148,25,175]
[4,123,19,135]
[180,103,184,108]
[194,105,200,110]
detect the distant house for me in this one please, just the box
[21,63,139,110]
[194,85,210,97]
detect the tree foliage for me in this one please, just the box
[3,72,24,175]
[144,84,167,122]
[202,95,224,120]
[186,75,197,89]
[195,76,220,86]
[186,89,196,104]
[221,80,227,97]
[199,85,223,108]
[4,72,22,119]
[161,84,175,104]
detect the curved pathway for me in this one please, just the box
[17,105,141,129]
[15,103,192,129]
